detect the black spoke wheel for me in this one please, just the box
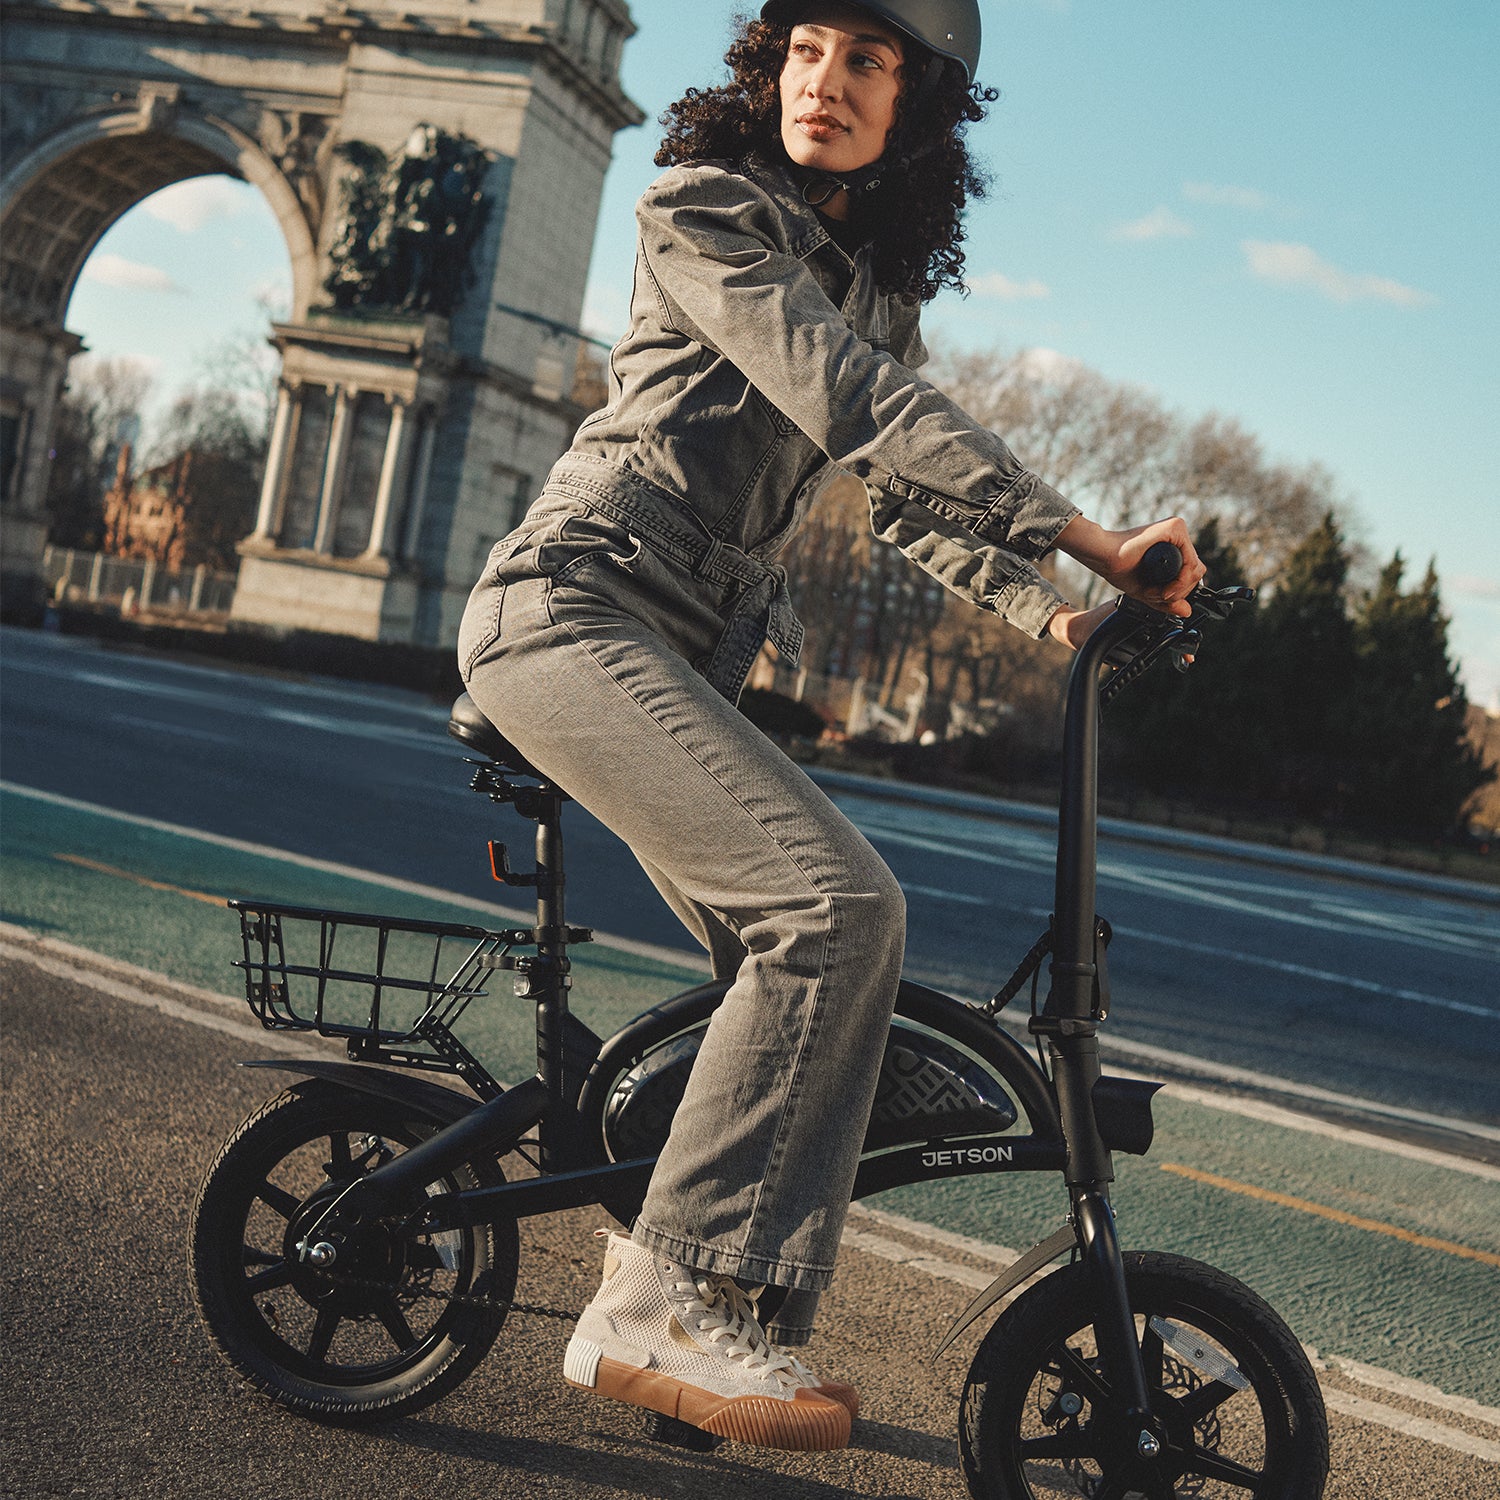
[960,1252,1327,1499]
[189,1080,518,1424]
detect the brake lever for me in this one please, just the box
[1186,583,1255,622]
[1169,629,1202,672]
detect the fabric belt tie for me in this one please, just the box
[546,457,805,697]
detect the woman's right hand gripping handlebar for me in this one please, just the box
[1043,515,1206,651]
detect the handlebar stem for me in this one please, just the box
[1043,604,1158,1194]
[1050,606,1142,1019]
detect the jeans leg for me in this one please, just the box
[462,574,904,1303]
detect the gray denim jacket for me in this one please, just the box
[495,154,1079,698]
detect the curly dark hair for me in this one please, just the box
[655,15,998,304]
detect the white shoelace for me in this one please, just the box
[671,1275,802,1390]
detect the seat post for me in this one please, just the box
[531,787,573,1156]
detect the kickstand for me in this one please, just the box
[644,1412,723,1452]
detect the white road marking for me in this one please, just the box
[855,814,1498,963]
[1319,1388,1500,1462]
[36,667,453,755]
[1104,916,1497,1020]
[108,713,241,747]
[904,882,991,906]
[859,819,1494,1018]
[0,931,323,1055]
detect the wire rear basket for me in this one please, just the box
[230,899,522,1082]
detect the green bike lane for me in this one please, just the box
[4,781,1498,1429]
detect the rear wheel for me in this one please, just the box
[189,1080,517,1424]
[960,1251,1327,1499]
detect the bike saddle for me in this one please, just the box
[447,692,543,776]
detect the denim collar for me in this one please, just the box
[739,153,852,264]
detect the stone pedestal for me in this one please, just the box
[228,312,443,638]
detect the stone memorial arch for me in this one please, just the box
[1,0,641,642]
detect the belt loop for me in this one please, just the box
[694,535,723,580]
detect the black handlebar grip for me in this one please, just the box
[1138,540,1183,589]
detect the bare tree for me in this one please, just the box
[44,355,152,550]
[930,344,1358,596]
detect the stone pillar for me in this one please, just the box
[399,410,438,562]
[251,382,296,539]
[362,396,413,560]
[312,385,353,554]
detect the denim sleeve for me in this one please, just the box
[636,166,1079,635]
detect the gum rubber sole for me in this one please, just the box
[568,1356,851,1451]
[807,1379,858,1419]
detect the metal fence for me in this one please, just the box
[42,546,238,616]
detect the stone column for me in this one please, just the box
[250,382,296,539]
[398,410,438,561]
[312,385,353,554]
[361,396,414,560]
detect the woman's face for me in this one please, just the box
[779,6,905,179]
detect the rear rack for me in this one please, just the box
[229,899,531,1097]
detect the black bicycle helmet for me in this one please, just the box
[760,0,981,84]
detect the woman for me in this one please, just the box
[458,0,1203,1453]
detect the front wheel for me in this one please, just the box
[960,1251,1328,1499]
[189,1080,518,1424]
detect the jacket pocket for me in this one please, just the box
[536,512,643,581]
[457,577,506,680]
[457,532,530,677]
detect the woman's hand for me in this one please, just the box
[1045,601,1116,651]
[1053,515,1206,618]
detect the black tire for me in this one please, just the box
[960,1251,1328,1499]
[189,1080,518,1424]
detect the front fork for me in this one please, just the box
[1073,1190,1165,1470]
[1049,1026,1165,1475]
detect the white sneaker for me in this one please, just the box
[563,1232,850,1451]
[783,1351,859,1419]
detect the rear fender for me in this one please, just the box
[238,1059,480,1128]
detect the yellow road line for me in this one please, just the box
[53,854,224,907]
[1160,1162,1500,1268]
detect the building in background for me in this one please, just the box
[1,0,641,641]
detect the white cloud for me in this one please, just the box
[1111,207,1194,242]
[1242,240,1436,307]
[1183,181,1272,211]
[969,271,1050,301]
[142,176,248,232]
[1451,574,1500,603]
[1013,346,1086,383]
[251,277,293,318]
[81,254,186,295]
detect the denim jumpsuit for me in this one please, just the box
[458,153,1079,1344]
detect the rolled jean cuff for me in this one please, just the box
[765,1283,822,1347]
[633,1218,836,1293]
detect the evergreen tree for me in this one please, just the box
[1350,555,1494,835]
[1238,512,1359,819]
[1105,518,1263,799]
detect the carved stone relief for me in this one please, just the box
[322,126,491,317]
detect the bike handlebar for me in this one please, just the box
[1136,539,1184,589]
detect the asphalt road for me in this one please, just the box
[4,625,1497,1128]
[4,936,1497,1500]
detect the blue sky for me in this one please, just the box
[68,0,1499,705]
